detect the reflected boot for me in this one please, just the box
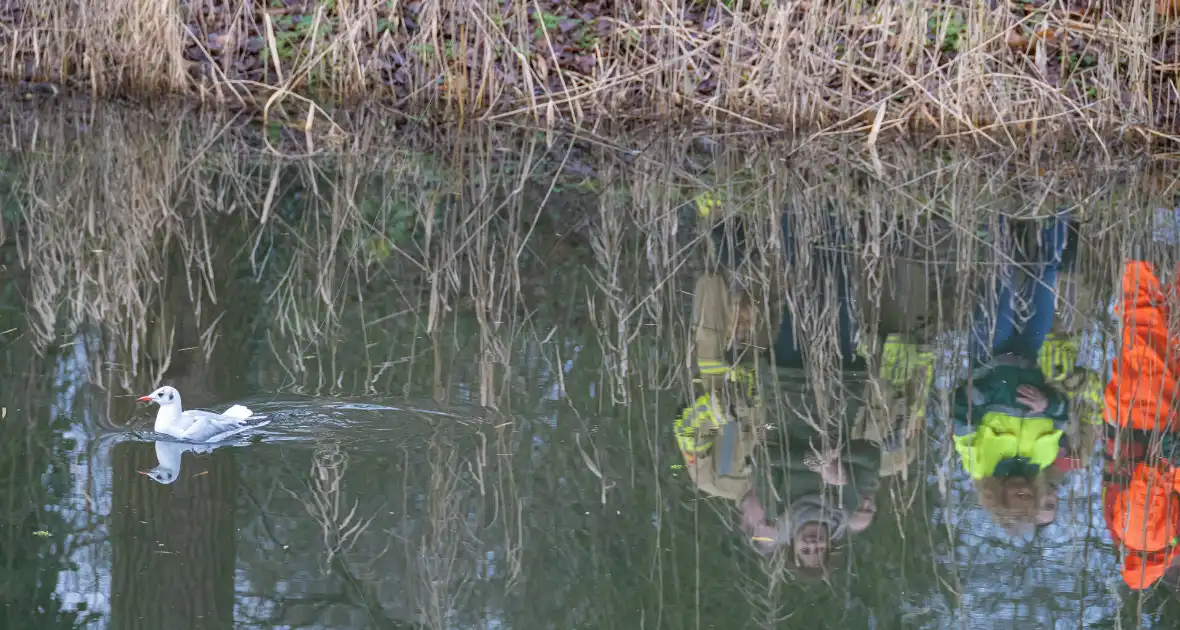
[1004,211,1073,270]
[1038,211,1072,268]
[708,216,752,269]
[693,189,750,269]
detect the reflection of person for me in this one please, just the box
[851,332,933,482]
[738,436,881,574]
[676,271,879,574]
[1101,260,1180,590]
[672,274,765,504]
[675,209,933,566]
[952,215,1078,532]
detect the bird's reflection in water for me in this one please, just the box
[139,440,220,485]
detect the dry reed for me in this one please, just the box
[3,1,1180,140]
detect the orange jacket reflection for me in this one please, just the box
[1102,261,1180,590]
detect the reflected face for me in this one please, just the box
[794,522,830,568]
[1002,477,1036,513]
[139,467,177,485]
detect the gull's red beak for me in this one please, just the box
[137,396,152,403]
[136,470,149,475]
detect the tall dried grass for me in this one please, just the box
[4,1,1180,138]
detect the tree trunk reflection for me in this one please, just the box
[110,441,236,630]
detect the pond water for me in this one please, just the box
[3,109,1180,629]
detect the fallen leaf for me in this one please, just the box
[208,32,234,51]
[574,54,595,74]
[1006,30,1030,52]
[1033,27,1061,43]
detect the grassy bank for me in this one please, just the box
[4,0,1180,138]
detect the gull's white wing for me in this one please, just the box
[178,416,245,442]
[180,409,231,423]
[205,418,271,443]
[221,404,253,419]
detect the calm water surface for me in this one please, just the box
[3,110,1180,629]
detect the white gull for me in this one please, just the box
[137,385,265,442]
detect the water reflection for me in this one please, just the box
[140,440,222,485]
[952,214,1076,536]
[680,211,940,575]
[1102,261,1180,592]
[110,441,237,629]
[2,106,1180,628]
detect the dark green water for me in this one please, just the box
[2,110,1180,629]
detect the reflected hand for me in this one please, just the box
[733,298,758,344]
[819,460,848,486]
[1017,385,1048,414]
[740,491,779,552]
[739,491,767,531]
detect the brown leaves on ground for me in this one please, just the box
[180,0,627,101]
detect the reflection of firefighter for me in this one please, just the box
[674,209,938,571]
[673,275,766,504]
[676,272,887,572]
[1102,261,1180,590]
